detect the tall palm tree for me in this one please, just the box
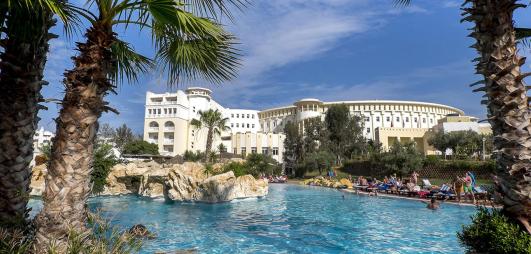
[191,109,230,162]
[0,0,73,229]
[34,0,241,249]
[396,0,531,232]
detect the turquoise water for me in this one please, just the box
[30,184,475,253]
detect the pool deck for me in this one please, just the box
[287,181,500,208]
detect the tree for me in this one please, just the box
[113,124,135,152]
[324,104,365,164]
[190,109,230,163]
[397,0,531,232]
[303,117,328,154]
[98,123,116,141]
[383,142,423,177]
[122,140,159,155]
[0,0,73,228]
[36,0,242,249]
[283,121,304,175]
[245,153,281,177]
[427,131,450,157]
[302,150,335,176]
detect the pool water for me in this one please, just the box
[30,184,476,253]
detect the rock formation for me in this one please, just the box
[30,164,47,196]
[165,163,268,203]
[30,160,268,202]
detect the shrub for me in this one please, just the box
[423,155,441,166]
[0,212,141,254]
[91,144,118,194]
[458,207,531,254]
[183,150,204,162]
[245,153,281,177]
[122,140,159,155]
[222,162,248,177]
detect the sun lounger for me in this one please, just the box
[422,179,432,189]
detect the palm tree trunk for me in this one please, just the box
[464,0,531,232]
[205,128,214,162]
[0,6,55,228]
[34,22,115,250]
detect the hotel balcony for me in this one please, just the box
[148,127,159,132]
[163,139,174,144]
[164,127,175,132]
[148,139,158,144]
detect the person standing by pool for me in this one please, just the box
[464,172,476,204]
[411,171,419,185]
[453,175,464,203]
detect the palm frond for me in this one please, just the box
[110,39,155,84]
[181,0,248,20]
[155,27,240,84]
[393,0,411,7]
[191,118,202,129]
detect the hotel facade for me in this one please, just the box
[144,87,482,161]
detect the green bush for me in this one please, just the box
[183,150,204,162]
[122,140,159,155]
[458,207,531,254]
[91,143,118,194]
[245,153,281,177]
[222,162,248,177]
[0,212,141,254]
[423,155,441,166]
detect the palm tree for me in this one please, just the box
[396,0,531,232]
[34,0,242,249]
[0,0,73,228]
[191,109,230,162]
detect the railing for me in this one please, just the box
[164,127,175,132]
[148,127,159,132]
[163,139,174,144]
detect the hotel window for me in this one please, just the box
[247,114,250,118]
[247,123,250,128]
[157,109,161,114]
[262,147,269,155]
[414,117,418,123]
[236,123,239,127]
[430,118,433,123]
[376,116,380,122]
[386,117,390,122]
[365,117,370,122]
[272,147,279,155]
[252,115,255,119]
[233,148,237,154]
[366,128,370,133]
[252,124,255,128]
[396,117,400,122]
[273,121,277,127]
[405,117,409,122]
[231,114,234,118]
[423,118,426,123]
[241,147,246,155]
[148,109,152,115]
[231,123,234,128]
[237,114,239,118]
[251,147,257,154]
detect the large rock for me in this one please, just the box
[101,161,169,197]
[30,164,47,196]
[165,163,268,203]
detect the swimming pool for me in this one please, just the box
[30,184,475,253]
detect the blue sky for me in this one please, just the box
[38,0,531,134]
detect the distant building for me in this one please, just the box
[144,87,486,161]
[31,127,55,166]
[143,87,259,157]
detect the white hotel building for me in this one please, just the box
[144,87,468,161]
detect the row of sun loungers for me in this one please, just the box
[353,179,490,202]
